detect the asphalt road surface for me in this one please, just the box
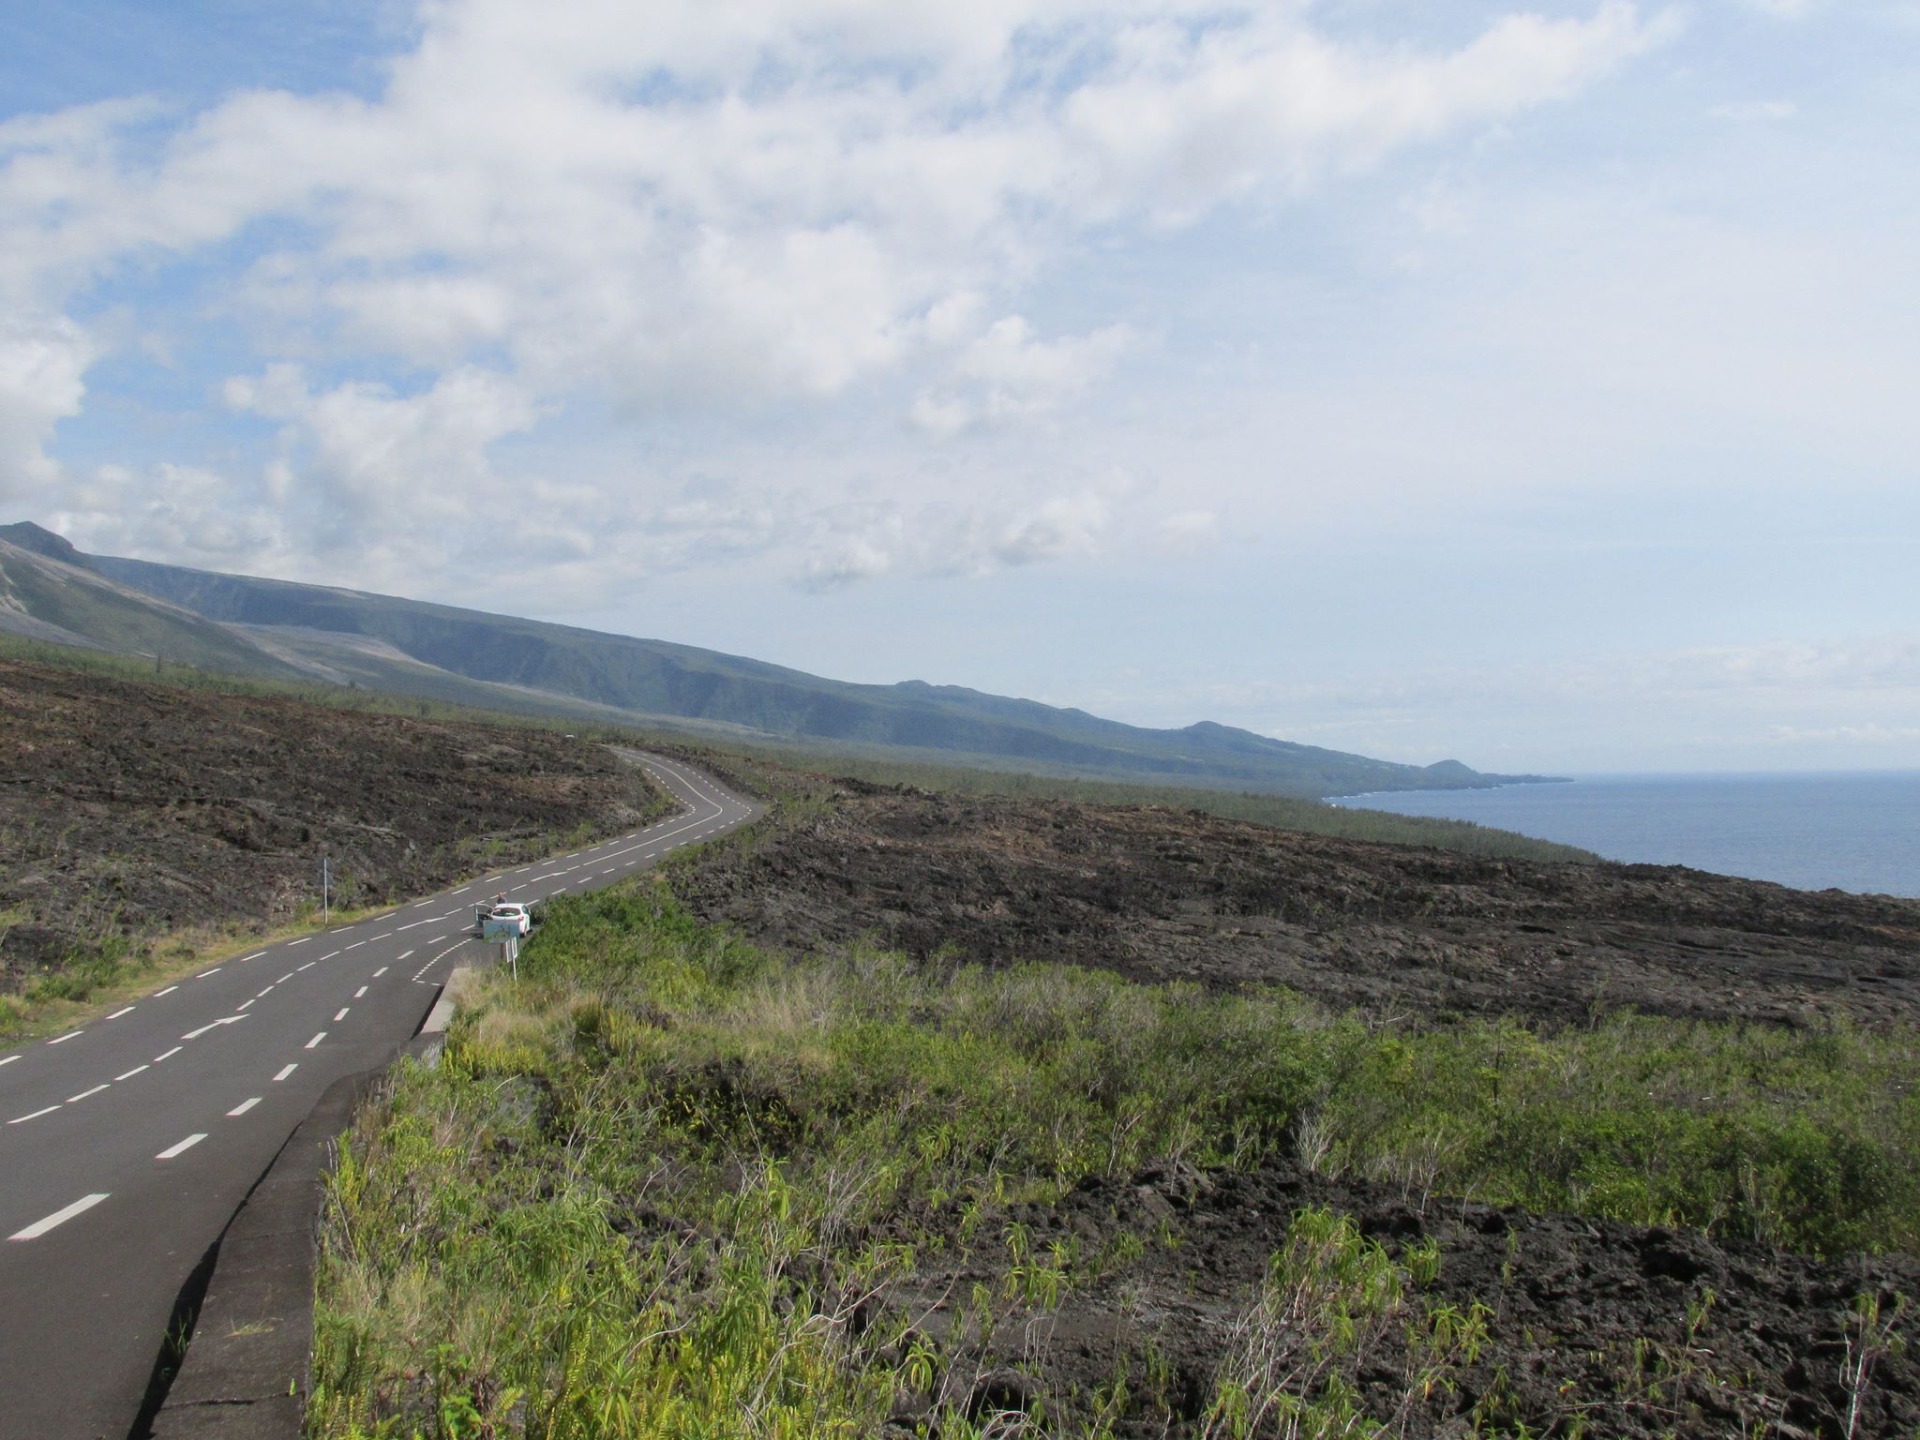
[0,751,757,1440]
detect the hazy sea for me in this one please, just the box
[1334,771,1920,899]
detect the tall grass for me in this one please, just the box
[308,880,1920,1436]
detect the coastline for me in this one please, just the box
[1330,771,1920,900]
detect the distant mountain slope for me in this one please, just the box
[0,521,1554,796]
[0,536,306,681]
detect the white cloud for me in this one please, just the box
[0,0,1673,589]
[222,362,543,582]
[0,316,92,499]
[1157,510,1219,551]
[915,316,1135,435]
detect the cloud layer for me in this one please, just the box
[1,0,1668,598]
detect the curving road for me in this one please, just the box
[0,752,757,1440]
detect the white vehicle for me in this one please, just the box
[479,901,532,937]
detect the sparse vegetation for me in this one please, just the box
[1,631,1592,866]
[0,654,671,1038]
[736,750,1599,865]
[308,881,1919,1437]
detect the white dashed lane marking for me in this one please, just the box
[306,1033,326,1049]
[115,1065,147,1082]
[106,1007,134,1020]
[273,1064,297,1082]
[156,1134,205,1160]
[227,1098,260,1117]
[10,1193,109,1241]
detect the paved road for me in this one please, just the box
[0,752,757,1440]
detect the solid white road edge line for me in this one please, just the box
[156,1134,206,1160]
[10,1193,109,1241]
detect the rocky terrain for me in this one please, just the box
[0,657,663,991]
[659,779,1920,1436]
[888,1156,1920,1439]
[673,782,1920,1031]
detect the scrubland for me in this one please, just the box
[309,769,1920,1438]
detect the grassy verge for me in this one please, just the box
[0,811,670,1045]
[0,899,417,1044]
[308,880,1919,1437]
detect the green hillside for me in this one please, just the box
[0,521,1559,798]
[0,539,304,682]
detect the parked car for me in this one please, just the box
[478,900,532,937]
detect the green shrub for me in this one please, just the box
[309,880,1920,1436]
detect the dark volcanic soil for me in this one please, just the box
[892,1157,1920,1439]
[666,781,1920,1435]
[673,784,1920,1030]
[0,658,663,986]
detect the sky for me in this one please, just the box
[2,0,1917,775]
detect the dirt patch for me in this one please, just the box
[0,658,664,988]
[672,784,1920,1030]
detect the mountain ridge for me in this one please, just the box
[0,521,1559,797]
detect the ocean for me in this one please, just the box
[1333,771,1920,899]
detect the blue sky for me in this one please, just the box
[3,0,1916,772]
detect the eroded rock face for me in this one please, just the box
[672,785,1920,1029]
